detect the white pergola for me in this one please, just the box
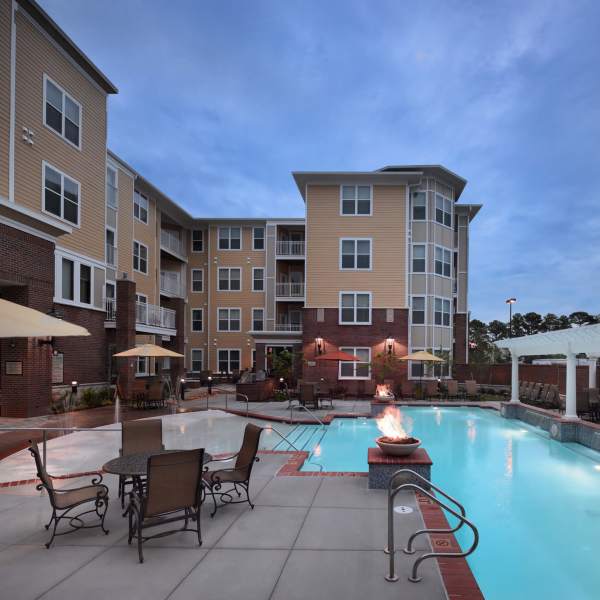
[496,324,600,420]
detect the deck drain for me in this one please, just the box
[394,505,413,514]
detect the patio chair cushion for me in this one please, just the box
[203,469,247,485]
[54,484,108,509]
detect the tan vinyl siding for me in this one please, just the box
[305,184,407,308]
[116,166,134,278]
[13,10,107,261]
[187,231,209,365]
[0,1,11,199]
[133,195,157,302]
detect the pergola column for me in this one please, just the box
[564,351,578,420]
[510,352,519,403]
[589,356,597,389]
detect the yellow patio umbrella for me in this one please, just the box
[113,344,183,358]
[399,350,445,395]
[0,298,90,338]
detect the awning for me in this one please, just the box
[0,299,90,338]
[113,344,183,358]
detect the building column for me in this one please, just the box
[164,297,185,387]
[510,352,520,403]
[588,357,597,389]
[564,351,578,420]
[116,278,136,401]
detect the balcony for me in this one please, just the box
[274,322,302,332]
[105,297,116,321]
[103,298,176,332]
[160,270,185,297]
[106,243,117,268]
[276,282,305,298]
[276,240,305,258]
[160,229,185,259]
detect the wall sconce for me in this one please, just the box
[71,380,78,395]
[315,335,323,355]
[386,335,394,355]
[38,336,55,348]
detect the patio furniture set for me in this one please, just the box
[28,420,263,562]
[520,381,600,420]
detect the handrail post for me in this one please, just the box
[386,490,399,581]
[42,429,47,470]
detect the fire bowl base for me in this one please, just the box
[367,447,432,490]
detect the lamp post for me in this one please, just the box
[505,298,517,337]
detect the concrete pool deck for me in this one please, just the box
[0,453,484,600]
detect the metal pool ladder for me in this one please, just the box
[384,468,479,583]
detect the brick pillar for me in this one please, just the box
[255,343,265,373]
[164,297,185,386]
[454,313,468,366]
[116,278,136,401]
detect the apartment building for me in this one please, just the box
[0,0,480,417]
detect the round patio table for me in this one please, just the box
[103,450,213,478]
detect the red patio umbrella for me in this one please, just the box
[314,350,360,385]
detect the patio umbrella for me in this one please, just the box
[0,298,90,338]
[113,344,183,358]
[314,350,360,384]
[399,350,445,396]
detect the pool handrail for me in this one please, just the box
[264,425,301,451]
[290,403,325,427]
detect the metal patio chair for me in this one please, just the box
[203,423,263,518]
[464,380,480,400]
[127,449,204,563]
[28,441,109,548]
[444,379,460,399]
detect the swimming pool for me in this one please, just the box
[272,407,600,600]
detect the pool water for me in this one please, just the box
[272,408,600,600]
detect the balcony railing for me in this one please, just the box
[276,282,305,297]
[106,243,117,267]
[276,240,305,257]
[274,322,302,332]
[160,270,185,297]
[105,298,116,321]
[136,301,176,330]
[160,229,184,257]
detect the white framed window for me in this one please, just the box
[55,251,100,308]
[61,257,74,301]
[43,75,81,149]
[105,281,115,301]
[191,230,203,252]
[339,347,371,379]
[218,226,241,250]
[190,349,203,373]
[253,227,265,250]
[411,191,426,220]
[191,269,203,293]
[434,297,451,326]
[106,165,118,209]
[217,349,241,374]
[133,240,148,274]
[252,308,264,331]
[434,246,451,277]
[218,267,241,291]
[411,296,425,325]
[340,238,371,270]
[433,349,451,378]
[435,193,452,227]
[217,307,241,332]
[134,191,148,224]
[252,267,264,291]
[79,264,91,304]
[412,244,426,273]
[339,292,371,325]
[136,355,149,376]
[410,348,425,378]
[106,228,117,267]
[340,185,372,216]
[43,162,80,226]
[191,308,203,332]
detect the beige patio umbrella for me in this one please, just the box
[113,344,183,358]
[0,298,90,338]
[399,350,445,395]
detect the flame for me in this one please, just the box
[375,384,394,398]
[375,406,413,440]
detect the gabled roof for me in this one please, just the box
[376,165,467,199]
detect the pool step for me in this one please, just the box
[272,425,320,452]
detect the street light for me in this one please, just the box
[505,298,517,337]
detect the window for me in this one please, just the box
[339,347,371,379]
[340,239,371,270]
[218,267,241,291]
[79,264,91,304]
[136,355,149,376]
[411,191,426,220]
[412,244,425,273]
[134,191,148,224]
[105,281,115,301]
[341,185,371,216]
[191,230,203,252]
[106,228,116,266]
[218,226,241,250]
[133,241,148,274]
[218,349,240,374]
[412,296,425,324]
[191,349,203,373]
[411,349,425,378]
[253,227,264,250]
[218,308,241,331]
[43,163,79,225]
[61,258,74,300]
[106,165,118,209]
[252,267,264,291]
[433,350,450,378]
[339,292,371,325]
[434,298,451,326]
[252,308,264,331]
[191,308,203,332]
[44,76,81,148]
[435,246,451,277]
[435,194,452,227]
[191,269,203,292]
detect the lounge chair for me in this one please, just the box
[299,382,318,409]
[589,388,599,420]
[119,419,164,508]
[444,379,460,399]
[464,380,480,400]
[400,380,414,399]
[28,440,109,548]
[425,380,440,400]
[128,449,204,563]
[203,423,263,518]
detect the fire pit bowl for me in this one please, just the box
[376,436,421,456]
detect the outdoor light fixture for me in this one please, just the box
[315,335,323,355]
[207,375,213,395]
[71,381,78,394]
[386,335,394,355]
[505,297,517,338]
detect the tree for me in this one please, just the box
[569,311,597,327]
